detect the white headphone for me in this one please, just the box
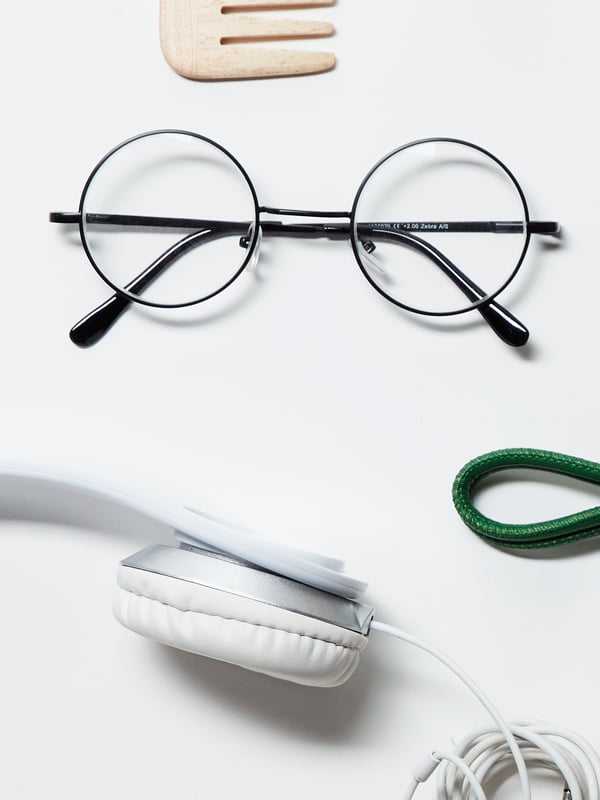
[2,464,599,800]
[1,463,372,688]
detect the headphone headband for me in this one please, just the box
[0,464,368,598]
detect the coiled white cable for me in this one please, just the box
[371,621,600,800]
[433,722,600,800]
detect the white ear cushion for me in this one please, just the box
[114,566,369,688]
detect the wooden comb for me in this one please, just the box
[160,0,336,80]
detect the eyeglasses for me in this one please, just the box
[50,130,559,348]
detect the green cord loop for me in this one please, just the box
[452,448,600,548]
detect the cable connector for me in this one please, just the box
[412,754,441,783]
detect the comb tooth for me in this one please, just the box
[222,0,334,8]
[209,46,335,78]
[221,15,334,42]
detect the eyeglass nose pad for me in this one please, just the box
[352,240,387,278]
[240,223,262,272]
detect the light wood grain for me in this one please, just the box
[160,0,336,80]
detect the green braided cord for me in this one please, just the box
[452,448,600,548]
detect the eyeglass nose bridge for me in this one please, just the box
[259,206,352,219]
[238,205,354,252]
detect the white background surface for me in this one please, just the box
[1,1,599,797]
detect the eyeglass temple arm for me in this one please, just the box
[70,228,231,347]
[49,212,560,236]
[268,223,530,344]
[365,228,529,347]
[529,221,561,235]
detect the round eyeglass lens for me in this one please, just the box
[80,131,258,307]
[351,139,528,315]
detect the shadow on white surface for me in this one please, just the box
[154,637,382,744]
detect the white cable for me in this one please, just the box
[371,621,600,800]
[371,620,531,800]
[436,751,489,800]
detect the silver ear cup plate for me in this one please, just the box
[120,544,374,635]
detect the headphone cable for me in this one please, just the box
[371,621,600,800]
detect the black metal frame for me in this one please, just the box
[50,130,560,348]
